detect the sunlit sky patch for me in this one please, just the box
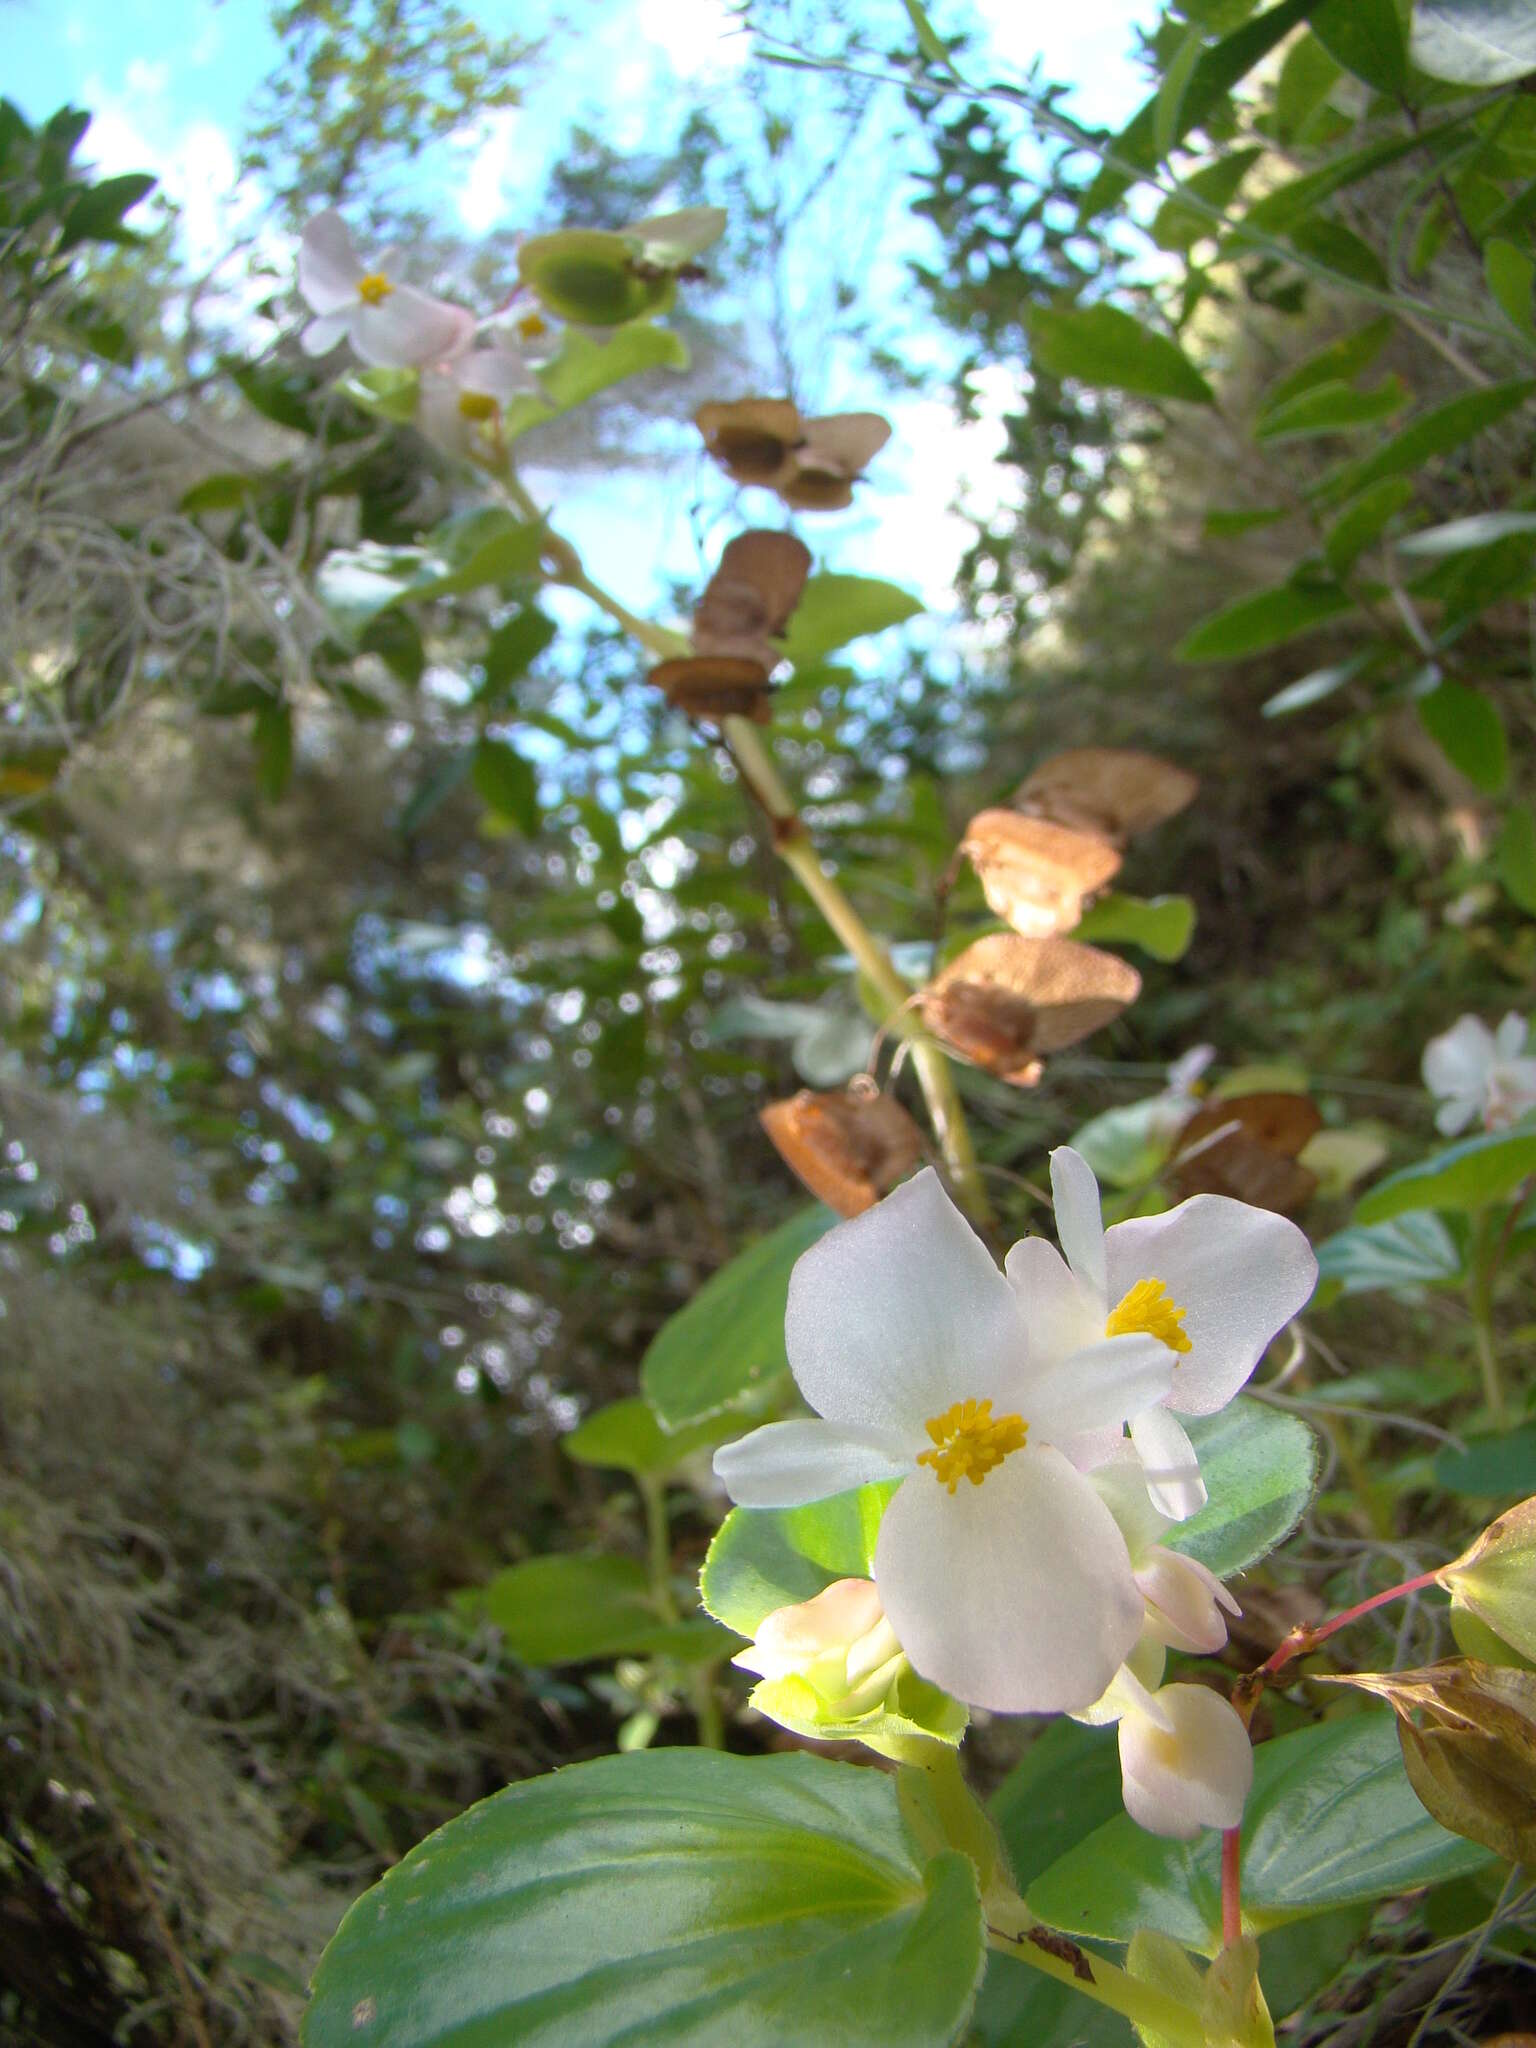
[12,0,1159,611]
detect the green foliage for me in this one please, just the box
[1354,1129,1536,1222]
[1073,892,1196,961]
[701,1483,896,1634]
[1026,302,1215,405]
[1164,1400,1318,1577]
[303,1750,987,2048]
[779,574,925,666]
[460,1553,728,1665]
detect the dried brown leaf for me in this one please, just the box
[960,809,1121,939]
[694,397,803,483]
[648,654,773,723]
[759,1087,923,1217]
[922,934,1140,1080]
[1167,1093,1322,1214]
[1016,747,1199,844]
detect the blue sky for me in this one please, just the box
[13,0,1161,611]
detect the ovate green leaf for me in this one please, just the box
[1176,578,1355,660]
[701,1482,896,1635]
[779,575,923,666]
[1412,0,1536,86]
[1315,1211,1464,1295]
[1354,1129,1536,1222]
[1027,301,1214,405]
[1164,1398,1318,1577]
[1417,680,1508,795]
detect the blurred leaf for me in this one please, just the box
[56,170,155,250]
[471,737,539,833]
[1411,0,1536,85]
[1204,504,1289,536]
[1326,480,1417,570]
[1315,379,1536,507]
[1316,1211,1463,1295]
[399,512,544,602]
[398,749,471,835]
[562,1396,737,1477]
[358,609,424,686]
[780,574,923,665]
[1307,0,1407,92]
[1151,148,1263,250]
[642,1204,836,1427]
[225,356,322,435]
[1261,317,1392,413]
[1073,892,1196,961]
[340,366,420,424]
[1354,1129,1536,1222]
[254,701,293,800]
[1256,375,1407,442]
[464,1552,726,1664]
[1027,301,1214,405]
[903,0,953,68]
[1069,1095,1175,1188]
[1286,216,1390,291]
[1486,236,1536,340]
[1177,577,1355,660]
[478,608,558,706]
[1397,509,1536,555]
[1495,803,1536,914]
[1417,680,1508,794]
[1435,1425,1536,1498]
[1263,652,1371,716]
[502,323,689,443]
[179,473,253,516]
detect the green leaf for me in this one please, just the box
[1027,302,1214,405]
[1262,652,1370,716]
[358,609,425,686]
[1307,0,1408,93]
[1486,236,1536,339]
[1495,802,1536,914]
[1397,509,1536,555]
[1028,1710,1492,1952]
[1417,680,1508,795]
[1068,1096,1176,1188]
[253,701,292,800]
[903,0,953,68]
[1164,1398,1318,1578]
[1151,148,1264,251]
[562,1397,736,1477]
[302,1750,986,2048]
[398,750,470,836]
[1411,0,1536,86]
[1354,1128,1536,1223]
[779,574,923,667]
[1324,478,1418,571]
[1256,374,1407,442]
[1073,892,1196,961]
[1261,317,1392,414]
[478,607,558,706]
[641,1204,836,1428]
[471,737,539,833]
[1285,216,1390,291]
[1274,31,1344,142]
[1435,1423,1536,1497]
[1314,379,1536,508]
[399,512,545,602]
[1203,504,1289,536]
[340,366,420,424]
[1316,1211,1464,1294]
[701,1482,896,1636]
[990,1718,1126,1889]
[226,356,323,435]
[56,170,156,250]
[502,323,689,443]
[178,473,253,516]
[462,1552,725,1664]
[1176,577,1355,660]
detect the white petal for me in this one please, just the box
[1488,1056,1536,1128]
[301,310,355,357]
[874,1443,1142,1714]
[1004,1235,1102,1362]
[1058,1423,1131,1473]
[1091,1451,1175,1561]
[1423,1016,1496,1104]
[1119,1685,1253,1839]
[416,375,471,455]
[1104,1196,1318,1416]
[298,209,364,313]
[784,1167,1030,1436]
[1130,1407,1207,1520]
[1050,1147,1107,1301]
[1076,1652,1173,1729]
[712,1420,911,1508]
[1495,1012,1530,1061]
[455,346,538,401]
[1026,1335,1175,1446]
[1135,1547,1238,1652]
[1435,1095,1478,1135]
[353,289,476,368]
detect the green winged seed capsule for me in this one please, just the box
[517,229,676,326]
[1438,1496,1536,1665]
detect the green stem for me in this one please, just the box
[1468,1214,1508,1429]
[638,1474,679,1623]
[498,475,994,1227]
[691,1662,726,1752]
[985,1890,1208,2048]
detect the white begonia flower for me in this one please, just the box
[1115,1675,1254,1840]
[298,210,476,368]
[1090,1457,1242,1655]
[713,1169,1178,1715]
[1004,1147,1317,1522]
[418,345,540,459]
[1422,1013,1536,1136]
[732,1578,906,1718]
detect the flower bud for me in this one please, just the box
[733,1577,904,1717]
[1118,1680,1253,1840]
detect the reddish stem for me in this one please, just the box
[1257,1567,1443,1680]
[1221,1827,1243,1949]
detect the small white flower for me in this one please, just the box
[298,210,475,368]
[1006,1147,1317,1520]
[714,1169,1177,1715]
[418,345,540,458]
[1422,1013,1536,1136]
[1091,1458,1241,1654]
[1116,1676,1253,1840]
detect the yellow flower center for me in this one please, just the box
[516,310,549,340]
[356,271,394,305]
[1106,1276,1191,1355]
[917,1397,1028,1494]
[456,390,499,422]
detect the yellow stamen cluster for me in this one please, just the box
[1106,1276,1192,1355]
[456,390,499,422]
[356,270,394,305]
[516,310,549,340]
[917,1397,1028,1494]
